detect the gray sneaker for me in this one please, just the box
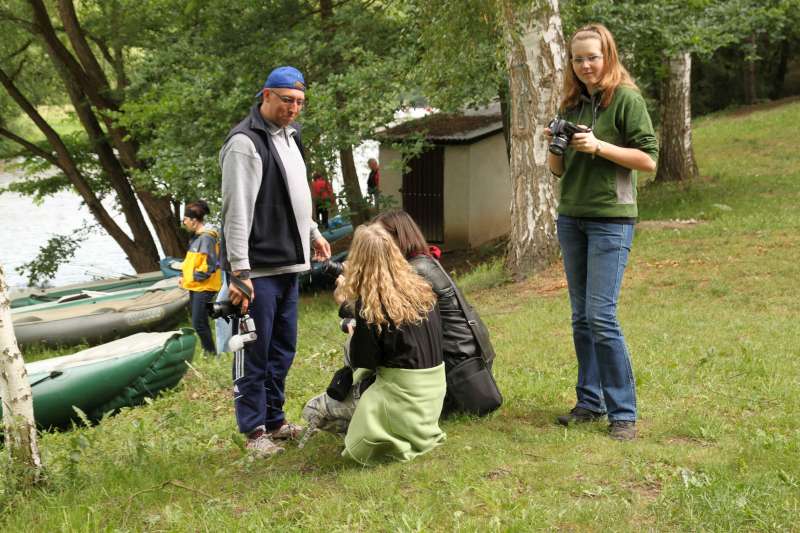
[608,420,637,441]
[266,421,305,441]
[302,392,357,435]
[246,432,285,458]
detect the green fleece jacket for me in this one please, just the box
[558,86,658,218]
[343,365,446,466]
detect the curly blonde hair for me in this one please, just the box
[334,224,436,330]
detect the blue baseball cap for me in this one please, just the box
[256,66,305,98]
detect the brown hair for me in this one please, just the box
[334,224,435,331]
[372,209,428,258]
[561,23,638,111]
[184,200,210,221]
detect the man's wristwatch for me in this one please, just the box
[233,270,251,280]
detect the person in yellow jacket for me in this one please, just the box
[180,200,222,355]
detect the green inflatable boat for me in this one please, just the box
[10,270,165,309]
[3,329,196,429]
[12,279,189,348]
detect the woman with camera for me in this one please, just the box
[180,200,222,356]
[305,223,447,465]
[545,24,658,440]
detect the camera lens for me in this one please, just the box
[549,135,570,156]
[206,300,238,319]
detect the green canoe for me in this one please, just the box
[12,279,189,348]
[3,329,197,429]
[10,270,165,309]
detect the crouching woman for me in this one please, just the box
[334,224,446,466]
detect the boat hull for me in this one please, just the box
[12,283,189,348]
[13,329,197,429]
[10,271,165,309]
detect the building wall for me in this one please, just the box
[442,145,470,249]
[468,134,511,247]
[378,132,511,250]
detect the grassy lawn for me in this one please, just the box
[2,101,800,531]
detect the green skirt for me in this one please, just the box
[343,364,447,466]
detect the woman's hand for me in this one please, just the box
[545,127,565,176]
[570,126,601,154]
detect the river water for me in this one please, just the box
[0,140,380,291]
[0,166,136,291]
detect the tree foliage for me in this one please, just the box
[122,0,418,223]
[562,0,800,111]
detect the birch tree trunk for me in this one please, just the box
[0,263,42,484]
[501,0,565,280]
[655,52,699,183]
[340,147,372,227]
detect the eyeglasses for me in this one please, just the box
[271,92,306,107]
[572,55,603,65]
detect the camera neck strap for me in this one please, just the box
[430,259,495,364]
[230,274,253,300]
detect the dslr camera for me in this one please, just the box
[206,275,258,352]
[320,258,344,279]
[547,118,587,156]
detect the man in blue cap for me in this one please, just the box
[220,66,331,458]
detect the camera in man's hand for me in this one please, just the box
[205,300,258,351]
[547,118,587,156]
[205,273,257,352]
[228,314,258,352]
[320,259,344,279]
[207,300,240,320]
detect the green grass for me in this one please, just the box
[3,101,800,531]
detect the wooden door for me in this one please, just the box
[402,146,444,243]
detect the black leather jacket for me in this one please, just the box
[409,255,478,365]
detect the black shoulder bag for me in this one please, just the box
[433,261,502,416]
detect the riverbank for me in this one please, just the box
[3,100,799,530]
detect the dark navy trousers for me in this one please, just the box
[189,290,217,354]
[232,273,299,434]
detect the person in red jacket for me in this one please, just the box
[311,172,334,228]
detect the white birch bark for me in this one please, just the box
[501,0,565,279]
[655,51,699,182]
[0,263,42,482]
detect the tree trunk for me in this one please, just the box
[501,0,564,280]
[743,34,758,104]
[318,0,371,227]
[0,68,157,272]
[0,263,42,484]
[655,51,699,183]
[21,0,183,271]
[136,191,188,258]
[339,147,371,226]
[770,39,789,99]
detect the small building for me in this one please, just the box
[377,104,511,250]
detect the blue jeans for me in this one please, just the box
[214,272,232,353]
[232,274,299,434]
[557,215,637,422]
